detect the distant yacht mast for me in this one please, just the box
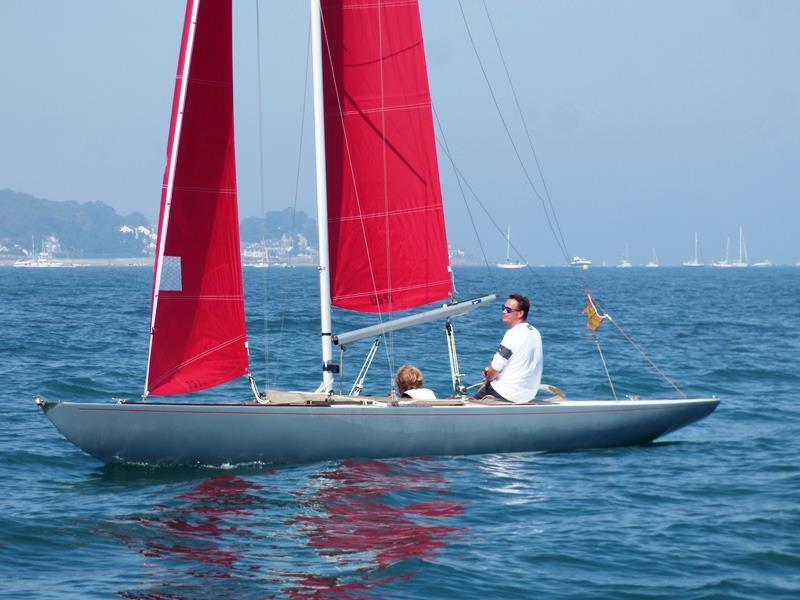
[712,226,748,268]
[682,232,704,267]
[496,226,526,269]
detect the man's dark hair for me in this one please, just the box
[508,293,530,320]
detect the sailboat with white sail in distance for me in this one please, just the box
[712,226,748,268]
[36,0,717,466]
[13,235,64,268]
[617,243,632,268]
[645,249,660,268]
[496,226,526,269]
[682,232,704,267]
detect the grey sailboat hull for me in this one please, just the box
[36,395,719,466]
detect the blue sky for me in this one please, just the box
[1,1,798,265]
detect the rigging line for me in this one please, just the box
[275,19,313,383]
[593,298,688,399]
[436,134,504,263]
[319,4,394,381]
[463,2,589,296]
[452,3,589,298]
[455,4,617,370]
[592,333,618,401]
[456,0,569,265]
[469,4,624,311]
[254,0,269,390]
[464,3,671,389]
[480,0,571,264]
[434,125,544,282]
[431,106,494,286]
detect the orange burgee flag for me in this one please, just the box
[582,296,606,331]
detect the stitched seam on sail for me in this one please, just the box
[186,78,232,88]
[333,279,451,300]
[332,101,430,118]
[158,295,243,301]
[149,335,247,388]
[171,186,237,195]
[332,204,443,222]
[327,1,418,12]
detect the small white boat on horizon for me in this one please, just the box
[570,256,592,267]
[645,249,659,268]
[712,226,748,268]
[682,232,704,267]
[496,226,527,269]
[617,243,632,268]
[13,255,65,268]
[13,236,64,268]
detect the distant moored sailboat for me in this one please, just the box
[712,226,748,268]
[617,243,632,268]
[682,232,704,267]
[496,226,526,269]
[645,249,659,268]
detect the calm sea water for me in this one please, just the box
[1,265,798,599]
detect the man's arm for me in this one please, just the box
[484,341,513,381]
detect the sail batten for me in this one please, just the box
[321,0,451,314]
[145,0,248,397]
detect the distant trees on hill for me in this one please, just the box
[240,207,317,246]
[0,189,318,258]
[0,189,151,257]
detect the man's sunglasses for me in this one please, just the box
[501,305,521,313]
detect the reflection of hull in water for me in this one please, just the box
[37,394,719,466]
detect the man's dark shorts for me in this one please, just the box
[473,381,512,402]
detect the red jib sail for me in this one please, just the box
[146,0,248,396]
[321,0,452,313]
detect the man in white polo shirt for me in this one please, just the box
[474,293,543,403]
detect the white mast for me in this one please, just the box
[738,226,748,265]
[505,226,511,262]
[310,0,334,392]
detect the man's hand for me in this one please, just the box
[483,366,499,381]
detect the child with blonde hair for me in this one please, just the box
[395,364,436,400]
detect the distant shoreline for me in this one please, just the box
[2,257,796,268]
[0,257,153,267]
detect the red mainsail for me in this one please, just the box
[321,0,452,313]
[146,0,248,396]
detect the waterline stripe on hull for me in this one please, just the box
[72,403,712,418]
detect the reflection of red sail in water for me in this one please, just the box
[287,460,463,596]
[116,475,266,598]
